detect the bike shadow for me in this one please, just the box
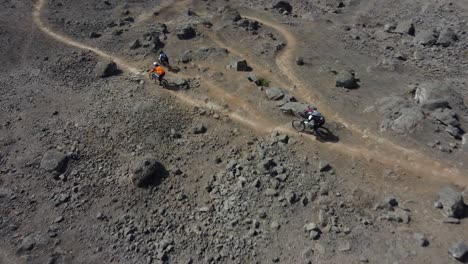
[167,65,180,73]
[303,126,340,143]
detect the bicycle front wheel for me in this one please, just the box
[292,120,305,132]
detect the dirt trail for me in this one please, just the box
[32,0,467,186]
[32,0,139,75]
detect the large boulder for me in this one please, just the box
[129,39,141,50]
[437,187,467,219]
[238,19,260,32]
[232,59,250,71]
[40,150,67,173]
[388,107,424,133]
[420,99,450,111]
[394,21,415,36]
[280,102,309,116]
[178,50,193,63]
[445,125,463,139]
[131,157,166,188]
[437,28,458,47]
[164,77,189,90]
[430,108,460,127]
[413,30,438,46]
[448,242,468,262]
[176,24,196,40]
[414,82,451,105]
[151,37,165,51]
[273,1,293,13]
[335,70,358,89]
[265,87,285,100]
[152,23,168,34]
[94,60,120,78]
[221,6,241,22]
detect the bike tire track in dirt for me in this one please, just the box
[32,0,467,186]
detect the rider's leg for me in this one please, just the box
[158,74,163,85]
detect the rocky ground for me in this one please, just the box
[1,0,468,263]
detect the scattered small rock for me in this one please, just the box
[270,221,280,230]
[193,124,207,134]
[296,57,304,65]
[384,196,399,207]
[413,233,429,247]
[443,217,461,224]
[338,240,351,252]
[89,32,101,39]
[318,160,331,172]
[302,247,313,264]
[17,237,35,252]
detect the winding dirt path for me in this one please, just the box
[32,0,467,186]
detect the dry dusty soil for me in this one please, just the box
[1,0,468,263]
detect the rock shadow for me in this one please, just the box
[146,163,169,187]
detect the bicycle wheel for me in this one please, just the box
[292,120,305,132]
[161,78,169,88]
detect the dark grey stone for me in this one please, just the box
[233,60,249,71]
[266,87,285,100]
[448,242,468,262]
[131,157,166,187]
[394,21,415,36]
[129,39,141,49]
[335,70,358,89]
[437,28,458,47]
[437,187,467,218]
[40,150,67,173]
[176,25,196,40]
[414,30,438,46]
[413,233,429,247]
[193,124,207,134]
[221,6,241,22]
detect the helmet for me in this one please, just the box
[153,62,158,66]
[159,50,164,54]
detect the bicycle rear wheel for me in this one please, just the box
[292,120,305,132]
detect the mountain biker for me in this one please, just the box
[304,106,325,130]
[150,62,165,85]
[158,50,169,66]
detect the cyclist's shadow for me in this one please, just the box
[304,126,340,143]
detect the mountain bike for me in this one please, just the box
[292,115,325,133]
[149,72,169,87]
